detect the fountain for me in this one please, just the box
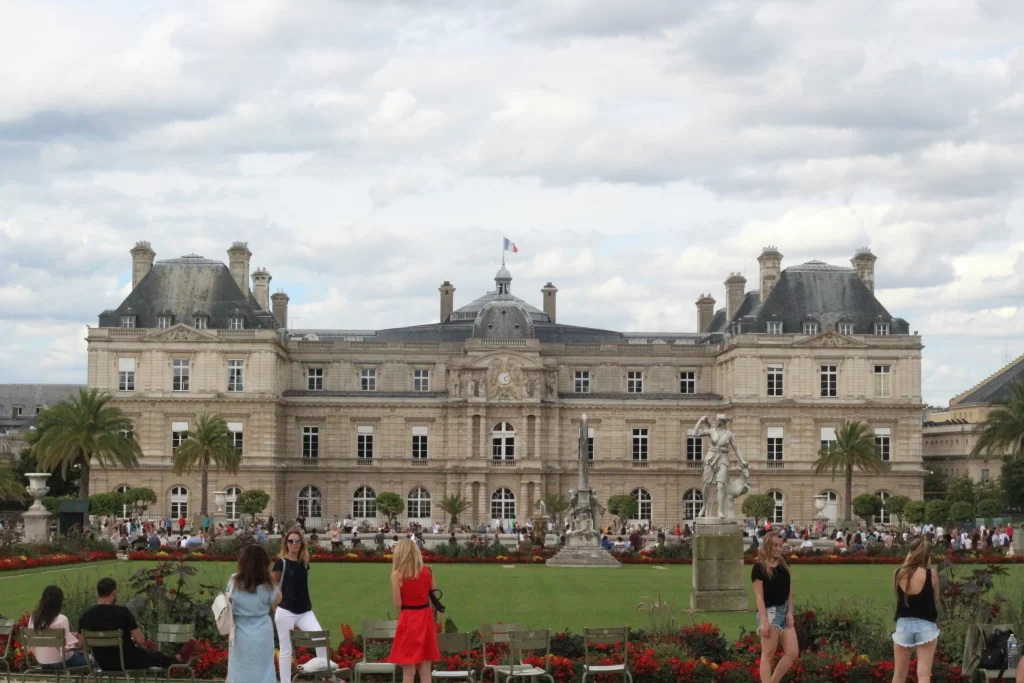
[22,473,52,542]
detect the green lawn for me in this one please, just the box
[3,561,1024,639]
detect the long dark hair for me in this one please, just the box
[32,585,64,630]
[235,545,273,593]
[894,537,931,606]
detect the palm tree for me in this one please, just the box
[0,462,25,502]
[972,381,1024,458]
[438,493,471,532]
[32,388,140,517]
[172,413,241,517]
[812,419,887,523]
[535,492,571,527]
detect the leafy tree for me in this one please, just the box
[904,501,927,525]
[236,490,271,521]
[171,413,241,517]
[976,498,1002,521]
[949,501,976,524]
[741,494,776,527]
[972,381,1024,457]
[122,488,157,517]
[812,420,888,522]
[607,495,638,529]
[535,492,570,527]
[89,491,126,517]
[1000,454,1024,513]
[0,462,25,502]
[925,499,949,525]
[923,469,948,502]
[853,494,881,526]
[886,495,912,527]
[945,477,977,506]
[32,388,140,521]
[375,492,404,525]
[438,494,471,532]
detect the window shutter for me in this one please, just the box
[767,426,784,439]
[118,358,136,372]
[171,421,189,432]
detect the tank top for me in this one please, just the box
[894,567,938,623]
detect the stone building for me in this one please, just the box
[85,242,925,529]
[0,384,84,459]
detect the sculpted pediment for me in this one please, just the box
[794,331,868,348]
[146,324,219,342]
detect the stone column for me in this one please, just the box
[691,519,748,611]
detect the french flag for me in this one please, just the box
[503,237,518,253]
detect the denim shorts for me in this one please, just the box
[892,618,940,647]
[757,601,789,633]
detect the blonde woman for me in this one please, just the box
[751,531,798,683]
[272,527,326,679]
[892,538,939,683]
[387,539,441,683]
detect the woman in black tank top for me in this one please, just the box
[891,538,940,683]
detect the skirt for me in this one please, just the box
[388,609,441,665]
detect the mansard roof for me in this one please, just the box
[951,353,1024,407]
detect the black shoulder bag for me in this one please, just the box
[428,589,446,619]
[981,628,1012,681]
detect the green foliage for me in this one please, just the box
[89,491,126,517]
[972,380,1024,457]
[122,487,157,517]
[976,498,1003,520]
[1001,454,1024,513]
[925,499,949,525]
[123,562,220,642]
[535,492,570,525]
[741,494,775,525]
[948,501,976,524]
[172,413,241,516]
[236,489,271,519]
[945,477,977,505]
[923,468,948,501]
[607,495,638,528]
[935,561,1009,664]
[636,591,679,638]
[852,493,880,525]
[375,492,405,524]
[0,462,24,502]
[813,420,888,522]
[438,494,471,532]
[903,501,927,525]
[885,495,911,526]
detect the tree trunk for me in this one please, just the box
[201,467,209,517]
[845,465,853,523]
[80,458,91,526]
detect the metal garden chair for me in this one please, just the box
[19,628,89,682]
[0,618,15,683]
[430,632,477,683]
[580,627,632,683]
[354,620,398,683]
[495,630,553,683]
[144,624,194,682]
[291,629,351,683]
[80,629,149,683]
[480,624,524,682]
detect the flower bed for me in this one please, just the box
[622,549,1024,565]
[127,548,558,564]
[0,551,116,572]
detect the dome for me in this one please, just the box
[495,265,512,281]
[472,300,535,339]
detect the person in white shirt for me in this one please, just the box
[27,586,86,669]
[964,536,973,551]
[936,526,945,540]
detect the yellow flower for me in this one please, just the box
[346,553,359,559]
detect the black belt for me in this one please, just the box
[401,603,430,610]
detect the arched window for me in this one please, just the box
[875,491,891,526]
[768,490,784,525]
[631,488,652,523]
[492,422,515,461]
[491,488,516,522]
[116,485,131,518]
[407,487,431,520]
[353,486,377,519]
[683,489,703,521]
[818,490,838,523]
[297,486,322,519]
[170,486,189,519]
[225,486,242,521]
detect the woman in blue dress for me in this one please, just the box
[227,544,279,683]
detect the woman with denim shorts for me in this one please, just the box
[892,538,939,682]
[751,531,798,683]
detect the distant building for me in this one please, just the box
[85,241,924,528]
[0,384,84,458]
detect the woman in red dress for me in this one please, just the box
[388,539,441,683]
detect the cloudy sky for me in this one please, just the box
[2,0,1023,406]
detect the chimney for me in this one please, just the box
[696,294,716,333]
[252,267,272,310]
[227,242,252,295]
[271,290,289,328]
[851,247,877,292]
[438,281,455,323]
[725,273,747,324]
[541,282,558,324]
[130,241,156,289]
[757,246,783,303]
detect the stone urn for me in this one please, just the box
[213,491,227,514]
[813,495,828,517]
[25,473,51,512]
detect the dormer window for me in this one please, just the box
[157,316,172,329]
[120,316,136,329]
[802,322,819,336]
[766,321,782,335]
[194,316,208,330]
[838,322,854,335]
[875,322,890,335]
[229,317,244,330]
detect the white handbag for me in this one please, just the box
[212,578,235,639]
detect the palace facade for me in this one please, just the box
[86,242,925,529]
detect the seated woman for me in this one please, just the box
[28,586,87,670]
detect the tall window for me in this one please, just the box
[820,365,837,398]
[802,322,819,335]
[173,359,190,392]
[308,368,324,391]
[587,427,595,460]
[686,429,702,463]
[121,316,135,329]
[875,491,891,525]
[627,371,644,394]
[632,428,649,461]
[357,426,374,460]
[767,321,782,334]
[492,422,515,461]
[413,369,430,392]
[820,427,837,455]
[302,426,319,459]
[194,316,208,330]
[157,316,172,329]
[631,488,652,522]
[574,371,591,394]
[683,489,703,520]
[679,371,695,395]
[838,322,854,335]
[170,486,188,518]
[225,486,241,520]
[353,486,377,519]
[407,487,431,519]
[491,488,516,521]
[361,368,377,391]
[227,359,244,392]
[171,422,188,455]
[118,358,136,392]
[982,469,990,484]
[767,427,784,464]
[229,317,244,330]
[768,490,784,524]
[412,427,428,460]
[875,322,890,335]
[767,365,783,397]
[228,422,243,456]
[875,365,892,398]
[298,486,322,519]
[875,427,891,462]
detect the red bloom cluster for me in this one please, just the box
[619,549,1024,565]
[126,548,556,564]
[0,551,115,573]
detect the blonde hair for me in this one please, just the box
[281,527,311,566]
[895,537,931,606]
[756,531,789,579]
[392,538,424,581]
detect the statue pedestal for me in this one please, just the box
[691,519,747,611]
[23,509,51,543]
[546,532,621,567]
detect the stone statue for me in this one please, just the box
[545,371,557,398]
[694,414,749,520]
[538,499,547,517]
[451,373,461,397]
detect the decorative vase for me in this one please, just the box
[813,495,828,516]
[213,491,227,514]
[25,473,51,512]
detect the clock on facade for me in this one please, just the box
[498,372,512,385]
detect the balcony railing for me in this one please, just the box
[356,458,374,466]
[765,460,785,469]
[685,461,702,469]
[299,457,319,468]
[632,460,649,468]
[490,459,517,467]
[411,459,428,466]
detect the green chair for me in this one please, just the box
[79,629,148,683]
[0,618,15,683]
[431,633,477,683]
[291,630,351,683]
[480,624,526,683]
[354,620,397,683]
[145,624,194,682]
[495,630,553,683]
[580,627,632,683]
[20,628,89,682]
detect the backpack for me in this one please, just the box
[211,578,235,639]
[981,628,1012,679]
